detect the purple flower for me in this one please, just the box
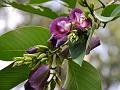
[69,8,92,30]
[50,17,71,39]
[24,65,50,90]
[86,36,100,54]
[49,17,71,47]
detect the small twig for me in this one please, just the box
[97,0,105,8]
[94,6,103,11]
[84,0,97,22]
[95,0,117,11]
[107,0,117,5]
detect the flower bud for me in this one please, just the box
[41,57,48,62]
[24,56,32,61]
[13,57,24,61]
[24,65,50,90]
[13,61,23,67]
[89,3,94,11]
[24,62,31,65]
[23,54,37,57]
[37,53,46,60]
[35,45,49,52]
[26,47,38,54]
[68,31,79,43]
[79,0,87,7]
[86,36,100,54]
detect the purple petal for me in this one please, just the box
[69,8,92,30]
[79,18,92,29]
[69,8,83,20]
[25,65,50,90]
[48,35,57,46]
[50,17,71,39]
[24,81,34,90]
[48,35,67,47]
[86,36,100,55]
[56,37,67,48]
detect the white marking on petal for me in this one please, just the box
[57,21,71,33]
[64,23,71,31]
[75,12,81,22]
[57,21,66,28]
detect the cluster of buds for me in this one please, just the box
[14,45,66,90]
[13,45,49,69]
[48,8,92,48]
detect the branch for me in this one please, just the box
[97,0,105,8]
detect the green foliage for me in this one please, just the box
[94,4,120,22]
[9,2,58,19]
[64,60,101,90]
[0,26,49,60]
[62,0,77,8]
[102,4,120,17]
[94,12,114,22]
[69,39,86,66]
[1,0,119,90]
[29,0,49,4]
[0,63,30,90]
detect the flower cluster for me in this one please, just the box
[23,8,100,90]
[49,8,92,47]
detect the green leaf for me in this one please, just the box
[94,4,120,22]
[0,63,30,90]
[102,4,120,17]
[62,0,77,8]
[94,11,114,22]
[29,0,49,4]
[9,2,58,19]
[64,60,101,90]
[0,26,50,60]
[69,39,87,66]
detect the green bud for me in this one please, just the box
[68,31,79,43]
[89,3,94,10]
[23,54,37,57]
[24,62,31,65]
[13,57,24,61]
[92,22,98,30]
[41,58,48,62]
[13,62,18,67]
[84,10,90,17]
[32,60,41,70]
[24,56,32,61]
[79,0,87,7]
[13,61,23,67]
[37,53,46,59]
[35,45,49,52]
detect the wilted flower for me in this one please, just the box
[24,65,50,90]
[49,17,71,47]
[69,8,92,30]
